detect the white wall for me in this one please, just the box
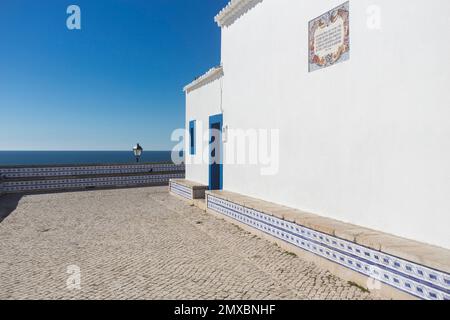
[185,76,223,185]
[219,0,450,249]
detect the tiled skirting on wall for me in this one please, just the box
[169,181,193,199]
[206,194,450,300]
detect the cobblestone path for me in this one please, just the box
[0,187,375,299]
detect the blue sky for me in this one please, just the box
[0,0,228,150]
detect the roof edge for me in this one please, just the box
[183,66,224,93]
[214,0,263,28]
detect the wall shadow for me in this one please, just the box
[0,194,23,223]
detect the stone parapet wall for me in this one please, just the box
[0,163,184,179]
[0,163,185,194]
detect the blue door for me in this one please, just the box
[209,114,223,190]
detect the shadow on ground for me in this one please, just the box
[0,194,23,222]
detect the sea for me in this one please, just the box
[0,151,183,166]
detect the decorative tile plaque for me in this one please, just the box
[309,2,350,72]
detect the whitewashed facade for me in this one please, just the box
[184,0,450,250]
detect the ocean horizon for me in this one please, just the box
[0,151,183,166]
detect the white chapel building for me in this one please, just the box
[171,0,450,300]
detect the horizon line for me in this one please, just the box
[0,150,180,152]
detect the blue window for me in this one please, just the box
[189,120,196,155]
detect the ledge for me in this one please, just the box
[215,0,264,28]
[183,66,223,93]
[169,179,208,200]
[170,179,208,190]
[205,189,450,300]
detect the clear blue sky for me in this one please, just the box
[0,0,228,151]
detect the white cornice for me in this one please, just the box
[215,0,263,28]
[183,66,223,93]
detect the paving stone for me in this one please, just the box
[0,187,377,300]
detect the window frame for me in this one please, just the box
[189,120,196,155]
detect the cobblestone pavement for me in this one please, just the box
[0,187,376,300]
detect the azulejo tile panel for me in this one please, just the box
[169,182,193,200]
[207,195,450,300]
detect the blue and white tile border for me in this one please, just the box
[3,173,184,193]
[207,194,450,300]
[0,164,185,193]
[0,175,4,195]
[0,163,184,179]
[169,181,193,200]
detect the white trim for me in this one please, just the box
[183,66,224,93]
[214,0,263,28]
